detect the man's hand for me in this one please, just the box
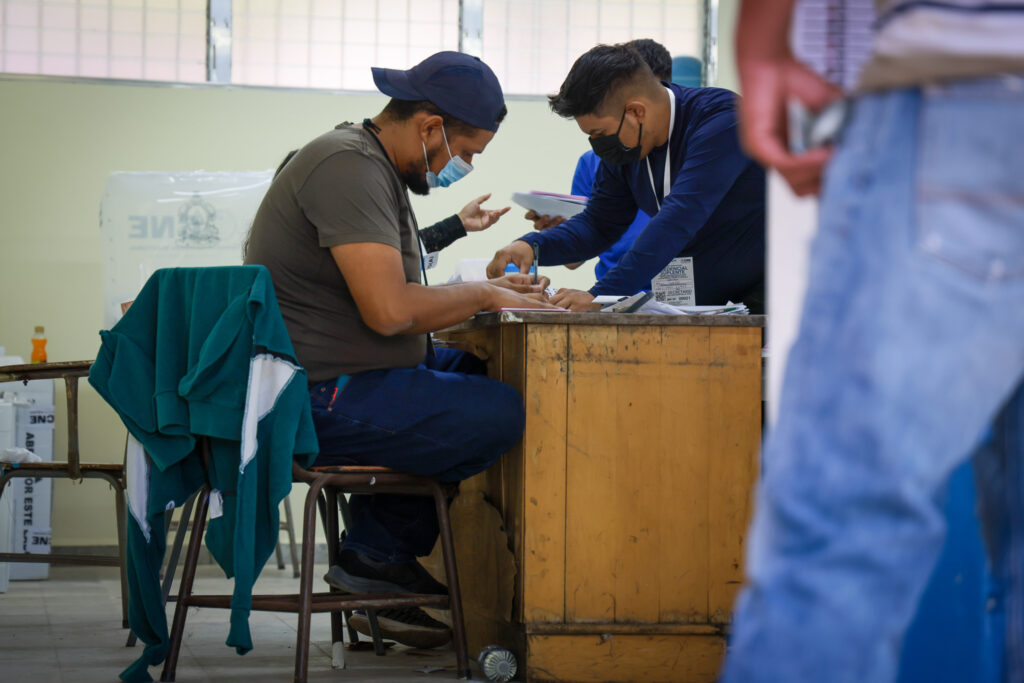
[459,193,511,232]
[486,240,535,279]
[488,272,551,294]
[550,288,600,312]
[736,0,842,196]
[481,283,559,311]
[525,210,566,231]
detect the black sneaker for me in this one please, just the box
[323,549,448,596]
[347,607,451,649]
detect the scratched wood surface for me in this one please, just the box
[565,325,755,624]
[516,324,569,624]
[706,326,762,622]
[526,634,726,682]
[435,319,761,681]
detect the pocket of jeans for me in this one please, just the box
[915,79,1024,282]
[310,383,333,409]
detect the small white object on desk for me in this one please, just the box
[497,307,571,313]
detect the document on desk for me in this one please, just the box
[497,307,571,312]
[511,191,587,219]
[594,295,749,315]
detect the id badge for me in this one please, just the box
[652,257,695,306]
[419,237,439,270]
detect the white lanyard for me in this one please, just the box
[646,85,676,212]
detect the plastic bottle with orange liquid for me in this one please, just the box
[30,326,47,364]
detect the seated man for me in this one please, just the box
[488,43,766,312]
[244,51,552,647]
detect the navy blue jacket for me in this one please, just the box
[520,83,765,304]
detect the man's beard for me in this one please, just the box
[402,152,432,196]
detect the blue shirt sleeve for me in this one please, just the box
[588,106,754,296]
[571,152,597,198]
[519,159,639,266]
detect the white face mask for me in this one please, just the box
[423,126,473,188]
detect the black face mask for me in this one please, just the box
[589,108,643,166]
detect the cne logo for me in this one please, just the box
[176,194,220,247]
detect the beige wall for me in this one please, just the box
[0,5,741,546]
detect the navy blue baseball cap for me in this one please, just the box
[371,51,505,133]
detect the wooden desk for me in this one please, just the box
[433,312,764,682]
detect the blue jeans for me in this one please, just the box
[309,347,525,562]
[722,76,1024,682]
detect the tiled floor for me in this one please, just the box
[0,564,477,682]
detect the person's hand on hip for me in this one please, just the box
[736,0,842,196]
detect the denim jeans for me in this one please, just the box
[722,76,1024,682]
[309,347,525,562]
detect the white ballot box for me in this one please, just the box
[0,361,55,581]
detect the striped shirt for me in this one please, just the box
[859,0,1024,90]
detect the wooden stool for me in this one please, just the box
[159,456,471,682]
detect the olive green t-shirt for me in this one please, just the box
[244,124,426,383]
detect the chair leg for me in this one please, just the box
[295,478,326,683]
[274,525,286,570]
[333,494,387,655]
[322,487,346,668]
[114,482,130,630]
[162,494,195,605]
[367,611,386,657]
[160,487,211,683]
[336,495,362,646]
[434,484,470,679]
[283,493,300,578]
[336,492,355,529]
[126,494,196,648]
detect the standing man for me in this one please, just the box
[527,38,675,288]
[487,43,765,312]
[245,51,553,647]
[723,2,1024,682]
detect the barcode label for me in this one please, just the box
[652,257,695,306]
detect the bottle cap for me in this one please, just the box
[34,326,44,334]
[504,263,536,275]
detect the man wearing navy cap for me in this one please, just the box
[245,51,553,647]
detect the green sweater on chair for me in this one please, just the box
[89,266,318,683]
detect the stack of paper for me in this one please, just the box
[511,191,588,219]
[673,301,749,315]
[594,296,750,315]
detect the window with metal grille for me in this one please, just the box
[0,0,207,82]
[1,0,707,94]
[481,0,704,96]
[231,0,461,90]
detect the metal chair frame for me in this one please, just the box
[0,361,129,628]
[160,450,471,682]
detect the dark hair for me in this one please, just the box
[381,98,508,136]
[626,39,672,81]
[548,43,655,119]
[274,150,298,178]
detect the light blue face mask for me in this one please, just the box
[423,126,473,188]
